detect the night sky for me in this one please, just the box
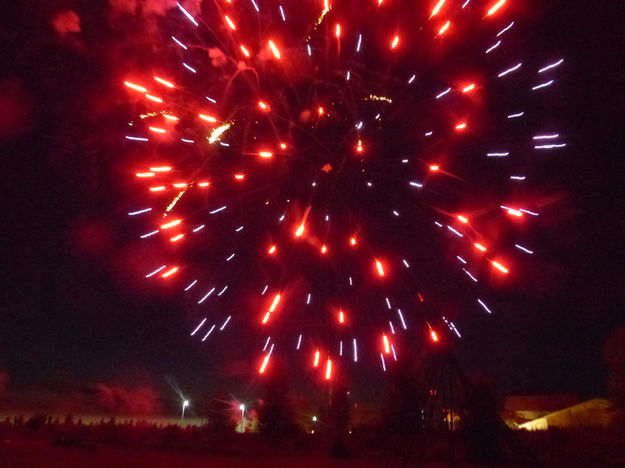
[0,0,622,413]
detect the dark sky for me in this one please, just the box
[0,0,623,411]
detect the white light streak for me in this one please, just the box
[498,62,522,78]
[261,285,268,295]
[210,206,227,214]
[181,138,194,143]
[353,338,358,362]
[185,280,197,291]
[533,134,560,140]
[487,152,510,157]
[235,226,244,232]
[220,315,231,330]
[535,143,566,149]
[539,58,564,73]
[385,297,392,310]
[183,63,197,73]
[457,256,467,264]
[306,293,311,304]
[249,0,259,12]
[532,80,554,90]
[402,259,410,268]
[193,225,205,233]
[198,288,215,303]
[463,269,478,282]
[410,181,423,188]
[510,175,526,180]
[485,40,501,54]
[171,36,187,50]
[145,265,166,278]
[140,230,159,239]
[296,334,302,350]
[191,318,206,336]
[356,34,362,52]
[226,253,235,261]
[177,3,198,26]
[515,244,534,254]
[408,74,416,84]
[496,21,514,37]
[128,208,152,216]
[447,225,463,237]
[477,299,492,314]
[217,285,228,296]
[125,136,148,141]
[436,87,451,99]
[380,353,387,372]
[507,112,524,118]
[279,5,286,21]
[201,325,216,341]
[205,96,217,103]
[397,309,407,329]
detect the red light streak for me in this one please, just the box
[154,76,175,88]
[150,166,171,172]
[455,122,467,131]
[258,151,273,158]
[161,266,179,278]
[313,349,320,367]
[430,330,439,342]
[375,259,385,277]
[161,219,182,229]
[269,294,281,313]
[268,245,277,254]
[124,81,147,93]
[486,0,507,16]
[224,15,236,30]
[325,358,332,380]
[457,215,469,224]
[491,260,509,274]
[438,20,451,36]
[145,94,163,103]
[259,354,270,373]
[391,35,399,49]
[430,0,446,18]
[474,243,487,252]
[462,83,476,93]
[136,172,154,178]
[148,126,166,133]
[170,234,184,242]
[268,40,281,59]
[383,334,391,354]
[240,45,251,57]
[199,114,217,123]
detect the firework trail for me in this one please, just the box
[120,0,566,380]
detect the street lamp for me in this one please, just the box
[181,400,189,421]
[239,404,245,433]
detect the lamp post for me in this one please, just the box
[181,400,189,422]
[239,404,245,433]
